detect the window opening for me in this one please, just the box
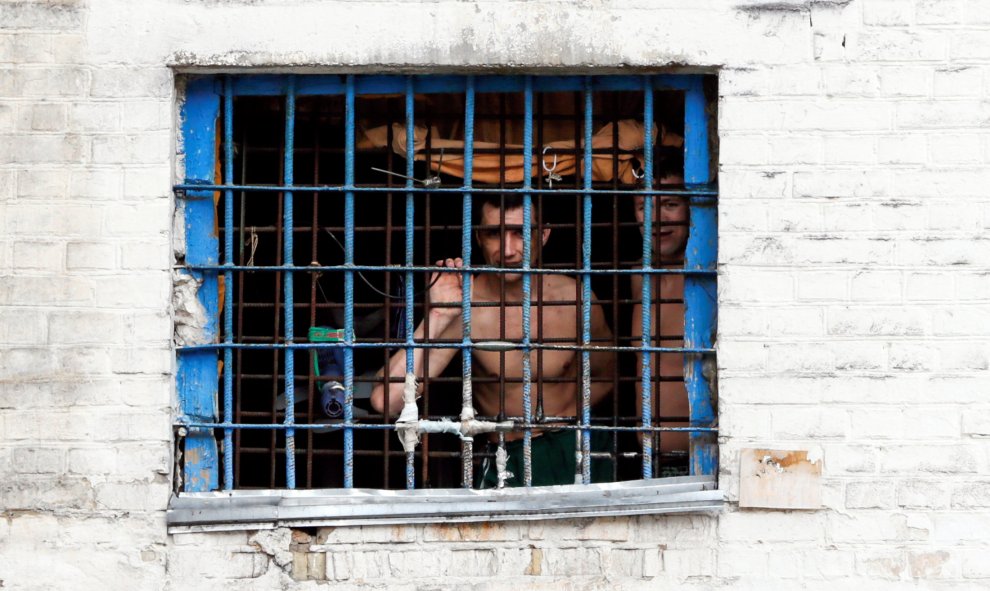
[174,75,717,498]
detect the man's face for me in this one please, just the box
[634,195,688,261]
[476,203,549,284]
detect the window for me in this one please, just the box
[169,74,718,527]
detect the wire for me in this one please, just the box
[323,229,442,300]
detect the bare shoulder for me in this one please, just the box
[542,273,578,300]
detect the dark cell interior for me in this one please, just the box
[218,87,688,489]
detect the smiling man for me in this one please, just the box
[631,172,692,476]
[370,194,616,487]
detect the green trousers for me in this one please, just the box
[476,429,614,488]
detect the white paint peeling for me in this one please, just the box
[172,270,210,347]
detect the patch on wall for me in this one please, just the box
[739,448,822,510]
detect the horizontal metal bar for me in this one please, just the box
[176,341,717,354]
[176,182,719,198]
[167,475,721,529]
[222,74,702,97]
[178,421,717,433]
[176,263,717,276]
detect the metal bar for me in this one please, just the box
[178,263,715,277]
[283,76,297,489]
[580,77,593,484]
[344,74,356,488]
[683,77,718,477]
[234,113,248,488]
[521,76,534,487]
[404,75,416,490]
[640,75,655,479]
[175,183,719,197]
[222,77,235,490]
[180,421,717,433]
[177,76,220,492]
[460,75,475,488]
[179,342,715,354]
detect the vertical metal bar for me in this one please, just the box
[307,102,322,489]
[460,75,475,488]
[178,77,220,492]
[283,76,297,489]
[521,76,534,487]
[234,121,248,488]
[580,76,593,484]
[640,76,655,479]
[682,77,717,476]
[222,77,235,490]
[404,75,416,490]
[344,75,357,488]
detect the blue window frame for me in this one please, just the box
[173,74,717,499]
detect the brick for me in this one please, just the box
[105,202,170,236]
[822,444,878,474]
[25,102,67,131]
[123,166,171,198]
[121,101,168,131]
[445,549,497,577]
[898,480,951,509]
[830,512,929,544]
[12,446,63,474]
[846,480,896,509]
[850,270,902,302]
[70,102,119,132]
[930,133,982,164]
[934,67,983,98]
[51,34,86,64]
[951,481,990,508]
[906,272,956,301]
[828,307,927,337]
[932,514,990,542]
[2,133,87,165]
[863,0,914,25]
[0,309,48,345]
[720,511,823,543]
[48,311,122,345]
[12,240,63,272]
[932,306,990,336]
[768,136,822,165]
[720,135,770,165]
[120,241,170,271]
[543,547,602,576]
[897,101,990,129]
[794,170,890,198]
[823,66,882,97]
[722,270,794,302]
[856,30,948,61]
[916,0,965,24]
[878,66,932,97]
[772,406,848,439]
[824,136,876,164]
[90,67,172,99]
[66,241,116,270]
[797,271,848,301]
[17,168,69,198]
[876,134,927,164]
[92,133,171,165]
[67,447,117,475]
[0,2,84,30]
[70,169,123,200]
[879,445,978,474]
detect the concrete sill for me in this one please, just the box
[167,475,722,532]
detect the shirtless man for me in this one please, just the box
[370,194,615,487]
[631,180,691,476]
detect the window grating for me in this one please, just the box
[174,74,717,496]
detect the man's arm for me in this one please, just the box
[588,292,616,407]
[369,258,465,417]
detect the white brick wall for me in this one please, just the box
[2,0,990,589]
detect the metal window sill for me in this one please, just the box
[167,475,722,532]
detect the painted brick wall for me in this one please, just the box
[1,0,989,589]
